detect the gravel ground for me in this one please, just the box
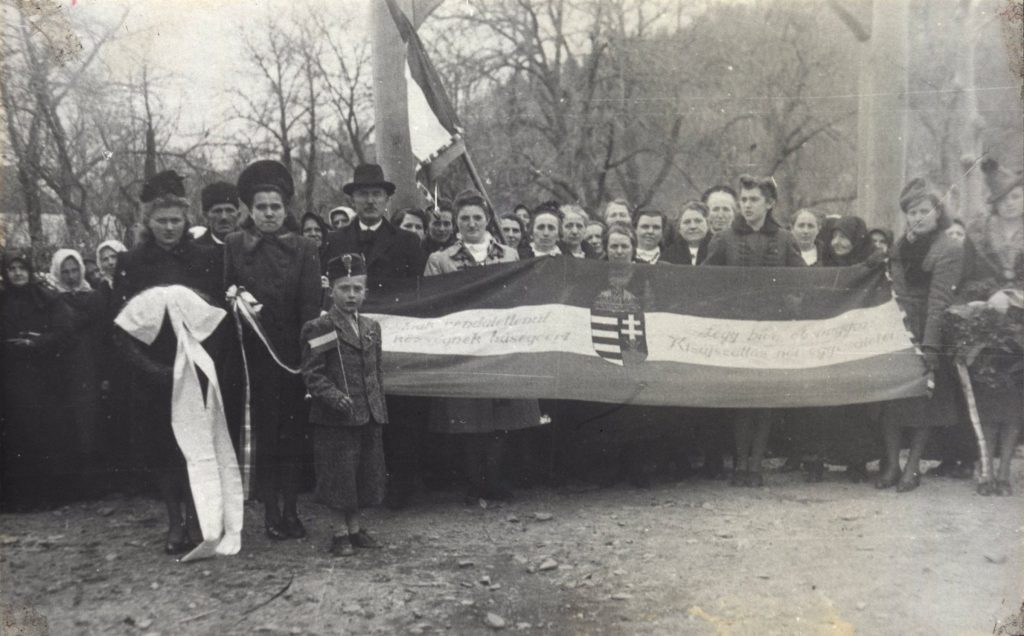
[2,463,1022,636]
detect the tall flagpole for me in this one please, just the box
[372,0,422,211]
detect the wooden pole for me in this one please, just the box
[372,0,422,211]
[956,0,986,227]
[854,0,910,231]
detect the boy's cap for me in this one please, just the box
[327,253,367,281]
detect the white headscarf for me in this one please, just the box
[49,248,93,293]
[95,239,128,283]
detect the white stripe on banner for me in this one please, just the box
[590,315,618,325]
[365,299,915,371]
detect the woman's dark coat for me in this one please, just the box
[884,231,965,429]
[224,216,321,497]
[1,274,74,510]
[661,233,712,266]
[59,288,107,486]
[112,236,225,471]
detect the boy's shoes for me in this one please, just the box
[330,534,355,557]
[349,529,381,549]
[895,472,920,493]
[282,514,307,539]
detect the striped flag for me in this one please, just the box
[384,0,463,171]
[362,258,930,409]
[307,330,339,355]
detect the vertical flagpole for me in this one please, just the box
[461,152,506,244]
[372,0,422,211]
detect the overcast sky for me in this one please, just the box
[69,0,371,139]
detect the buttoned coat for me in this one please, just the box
[223,217,321,368]
[702,213,804,267]
[300,308,388,427]
[321,219,426,290]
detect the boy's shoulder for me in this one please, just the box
[358,314,381,332]
[301,312,335,336]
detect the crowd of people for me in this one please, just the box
[1,156,1021,558]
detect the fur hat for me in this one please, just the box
[898,176,950,230]
[201,181,240,212]
[140,170,189,213]
[237,160,294,209]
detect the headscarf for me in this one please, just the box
[822,215,872,266]
[49,249,93,293]
[2,250,53,309]
[300,212,330,237]
[95,239,127,284]
[2,251,31,285]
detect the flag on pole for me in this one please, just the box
[384,0,464,169]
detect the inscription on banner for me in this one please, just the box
[366,305,593,356]
[645,302,913,369]
[367,301,915,370]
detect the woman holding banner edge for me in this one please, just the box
[425,189,545,504]
[876,177,964,492]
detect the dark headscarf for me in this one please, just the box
[2,251,53,309]
[300,212,330,236]
[822,215,871,266]
[867,228,893,251]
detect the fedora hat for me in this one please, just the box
[343,164,396,197]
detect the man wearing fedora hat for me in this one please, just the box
[321,163,427,509]
[322,164,426,284]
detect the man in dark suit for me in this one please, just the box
[321,164,427,509]
[321,164,426,288]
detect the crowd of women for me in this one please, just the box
[1,157,1021,556]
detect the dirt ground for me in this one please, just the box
[2,460,1023,636]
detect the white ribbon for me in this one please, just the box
[226,285,302,375]
[225,285,303,500]
[115,285,243,562]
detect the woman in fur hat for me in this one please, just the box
[225,160,321,540]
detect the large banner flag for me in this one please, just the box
[362,258,930,408]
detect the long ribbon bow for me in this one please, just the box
[115,285,243,562]
[225,285,302,500]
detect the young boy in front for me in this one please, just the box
[300,254,388,556]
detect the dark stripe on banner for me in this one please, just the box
[364,257,894,321]
[379,349,928,408]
